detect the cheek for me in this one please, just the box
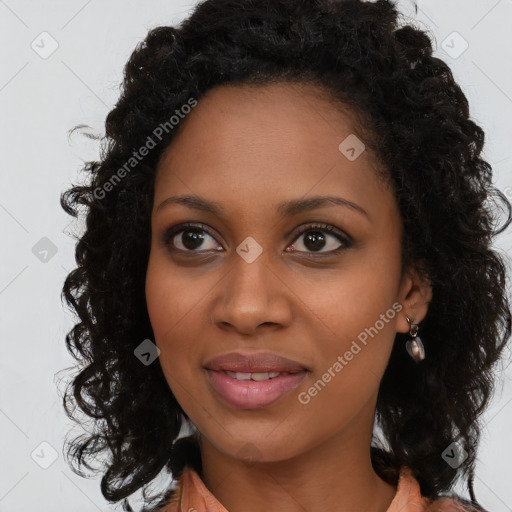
[145,256,200,384]
[145,252,211,338]
[297,243,401,383]
[299,249,401,337]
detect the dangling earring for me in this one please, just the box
[405,316,425,362]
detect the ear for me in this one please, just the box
[396,266,433,334]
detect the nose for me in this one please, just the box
[210,250,293,335]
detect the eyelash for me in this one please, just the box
[161,222,353,256]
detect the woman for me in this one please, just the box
[60,0,512,511]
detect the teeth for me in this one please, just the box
[233,372,252,380]
[225,371,283,380]
[252,372,273,381]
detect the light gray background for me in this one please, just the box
[1,0,511,510]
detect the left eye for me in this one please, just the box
[288,224,350,254]
[163,222,352,254]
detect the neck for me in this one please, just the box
[198,409,397,512]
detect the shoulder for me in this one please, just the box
[392,466,489,512]
[425,496,489,512]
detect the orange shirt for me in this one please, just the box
[159,465,482,512]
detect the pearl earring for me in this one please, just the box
[405,316,425,362]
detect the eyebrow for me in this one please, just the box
[155,194,369,219]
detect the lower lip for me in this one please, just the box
[205,369,307,409]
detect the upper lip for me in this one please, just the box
[204,352,308,373]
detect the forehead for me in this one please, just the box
[153,82,392,220]
[158,82,370,166]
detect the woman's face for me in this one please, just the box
[145,82,426,464]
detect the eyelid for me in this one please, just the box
[287,222,352,246]
[162,222,220,247]
[162,221,352,253]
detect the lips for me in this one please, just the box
[205,369,308,409]
[203,351,308,373]
[203,352,309,408]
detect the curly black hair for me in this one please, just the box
[59,0,512,511]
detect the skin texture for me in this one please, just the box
[145,82,433,512]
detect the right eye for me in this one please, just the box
[163,223,223,253]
